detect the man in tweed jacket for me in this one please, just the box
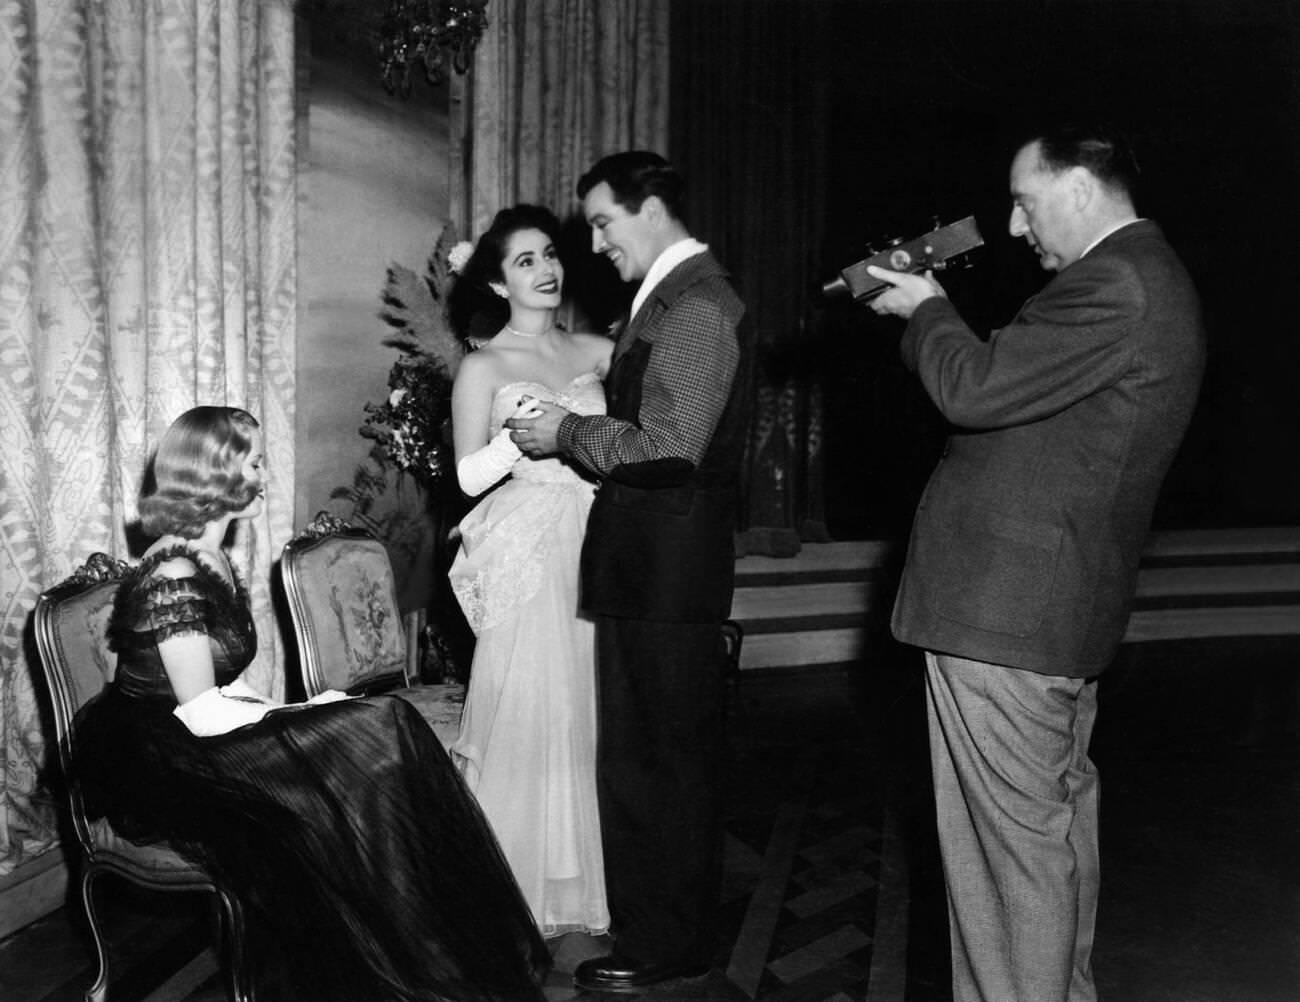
[868,124,1204,1001]
[509,151,751,992]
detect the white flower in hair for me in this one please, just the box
[448,241,474,275]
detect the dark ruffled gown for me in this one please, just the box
[73,546,547,1001]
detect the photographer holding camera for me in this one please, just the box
[867,123,1204,1002]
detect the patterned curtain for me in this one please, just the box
[0,0,297,875]
[450,0,669,246]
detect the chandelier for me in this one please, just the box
[378,0,490,96]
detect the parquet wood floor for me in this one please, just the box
[5,639,1299,1002]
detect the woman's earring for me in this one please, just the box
[490,283,508,300]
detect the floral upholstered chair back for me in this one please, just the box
[33,554,130,850]
[34,553,255,1002]
[281,515,411,697]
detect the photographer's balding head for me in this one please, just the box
[1008,124,1140,272]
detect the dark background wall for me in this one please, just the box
[677,0,1300,540]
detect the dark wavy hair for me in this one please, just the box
[139,406,262,539]
[576,150,687,224]
[449,204,563,342]
[1029,122,1140,203]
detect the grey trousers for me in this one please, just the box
[925,652,1100,1002]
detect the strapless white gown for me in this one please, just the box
[448,371,609,937]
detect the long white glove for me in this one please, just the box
[219,675,273,703]
[223,674,347,707]
[305,689,351,704]
[173,686,272,737]
[457,428,523,496]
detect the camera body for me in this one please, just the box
[823,216,984,301]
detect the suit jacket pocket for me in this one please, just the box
[929,510,1062,638]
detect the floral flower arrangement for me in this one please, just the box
[360,355,455,481]
[341,225,474,494]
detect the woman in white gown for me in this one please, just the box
[448,204,612,937]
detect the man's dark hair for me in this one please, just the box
[577,151,687,223]
[1031,123,1141,203]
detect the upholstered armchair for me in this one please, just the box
[280,514,464,749]
[33,554,253,1002]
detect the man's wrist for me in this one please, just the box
[556,411,580,452]
[913,295,948,317]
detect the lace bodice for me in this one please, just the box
[492,372,605,484]
[451,372,605,634]
[108,546,255,702]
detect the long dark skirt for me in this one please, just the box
[75,691,547,1001]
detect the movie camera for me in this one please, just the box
[821,216,984,302]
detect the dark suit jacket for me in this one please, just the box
[568,251,750,622]
[891,220,1205,677]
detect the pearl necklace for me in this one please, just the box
[503,324,551,338]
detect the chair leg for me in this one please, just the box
[721,619,746,722]
[80,867,110,1002]
[214,886,255,1002]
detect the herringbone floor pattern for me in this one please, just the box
[1,670,888,1002]
[539,677,887,1002]
[6,644,1300,1002]
[715,740,881,1001]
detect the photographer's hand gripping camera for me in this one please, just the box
[822,216,984,301]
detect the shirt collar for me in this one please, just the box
[631,238,708,321]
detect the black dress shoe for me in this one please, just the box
[573,953,709,993]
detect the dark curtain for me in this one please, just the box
[671,1,1300,547]
[669,0,834,556]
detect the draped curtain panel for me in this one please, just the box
[451,0,669,245]
[0,0,297,875]
[670,0,832,555]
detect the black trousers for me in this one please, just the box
[594,616,728,964]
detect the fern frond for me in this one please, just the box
[379,263,465,378]
[427,222,459,297]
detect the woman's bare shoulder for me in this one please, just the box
[455,343,505,384]
[565,331,615,372]
[566,330,612,345]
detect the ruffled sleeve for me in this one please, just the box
[143,578,212,642]
[108,548,257,699]
[111,575,212,649]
